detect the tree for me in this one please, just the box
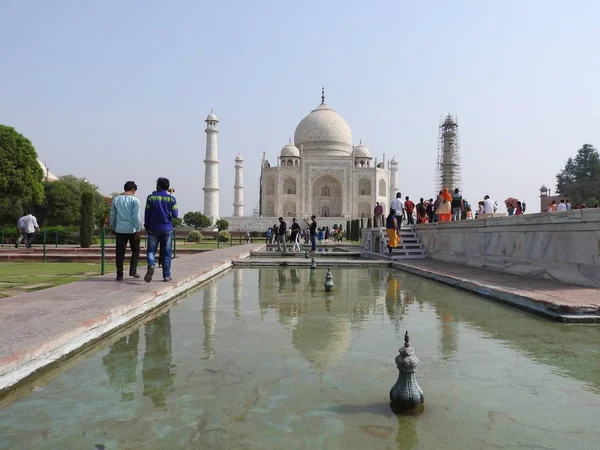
[0,125,45,225]
[183,211,211,230]
[556,144,600,206]
[80,192,94,248]
[215,219,229,231]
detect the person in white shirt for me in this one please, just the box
[390,192,404,228]
[21,212,40,249]
[483,195,496,215]
[565,198,571,210]
[557,199,567,212]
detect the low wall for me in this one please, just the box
[415,209,600,288]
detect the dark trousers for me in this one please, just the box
[25,233,35,248]
[407,212,414,225]
[310,234,317,251]
[115,233,140,277]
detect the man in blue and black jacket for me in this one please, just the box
[144,177,178,283]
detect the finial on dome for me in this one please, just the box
[359,139,362,145]
[321,86,325,104]
[289,137,292,144]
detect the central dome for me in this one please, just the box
[294,101,353,156]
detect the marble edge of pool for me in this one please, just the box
[0,244,263,395]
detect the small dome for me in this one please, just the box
[354,144,371,158]
[235,153,244,161]
[280,143,300,158]
[206,111,219,122]
[540,184,548,191]
[444,114,455,125]
[390,155,397,163]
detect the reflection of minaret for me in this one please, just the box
[233,270,242,318]
[102,329,139,402]
[142,312,174,408]
[203,282,218,359]
[203,110,220,225]
[233,154,244,217]
[436,114,461,194]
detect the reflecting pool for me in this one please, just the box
[1,268,599,449]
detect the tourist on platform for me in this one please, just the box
[385,208,401,257]
[271,224,278,243]
[416,198,428,224]
[515,201,524,216]
[144,177,178,283]
[483,195,497,214]
[566,199,572,210]
[21,211,40,249]
[276,217,287,253]
[465,206,473,219]
[14,216,25,248]
[436,188,453,222]
[404,196,415,225]
[426,198,435,223]
[304,215,317,252]
[337,225,343,242]
[318,228,324,244]
[110,181,141,281]
[451,188,463,221]
[557,199,567,212]
[507,204,515,215]
[390,192,404,228]
[373,202,384,227]
[266,228,272,244]
[290,218,301,252]
[476,201,484,218]
[548,200,558,212]
[324,226,330,242]
[433,191,443,222]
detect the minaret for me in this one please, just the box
[203,110,220,225]
[233,154,244,217]
[436,114,461,193]
[389,156,398,205]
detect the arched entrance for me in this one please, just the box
[312,175,342,217]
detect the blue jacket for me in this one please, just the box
[144,190,178,232]
[110,194,141,234]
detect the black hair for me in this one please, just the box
[124,181,137,191]
[156,177,170,191]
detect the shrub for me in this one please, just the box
[186,230,203,243]
[215,219,229,231]
[80,192,94,248]
[216,230,231,242]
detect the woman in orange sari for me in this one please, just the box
[436,188,453,222]
[386,208,401,256]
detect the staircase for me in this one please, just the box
[362,226,427,260]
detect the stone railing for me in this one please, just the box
[415,209,600,287]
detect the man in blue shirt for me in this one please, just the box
[110,181,141,281]
[144,177,178,283]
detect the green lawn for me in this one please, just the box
[0,262,101,298]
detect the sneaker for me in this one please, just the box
[144,266,155,283]
[116,275,123,281]
[130,273,141,279]
[163,277,172,282]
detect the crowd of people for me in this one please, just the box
[265,216,344,253]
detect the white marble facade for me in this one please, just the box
[259,91,394,219]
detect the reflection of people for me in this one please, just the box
[277,268,287,290]
[102,329,139,402]
[385,274,402,329]
[142,312,174,407]
[290,269,300,284]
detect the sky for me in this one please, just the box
[2,0,599,214]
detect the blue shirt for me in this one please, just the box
[110,194,141,234]
[144,190,178,232]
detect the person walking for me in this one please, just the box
[276,216,287,253]
[14,216,25,248]
[390,192,404,228]
[290,218,301,252]
[385,208,401,257]
[373,202,384,227]
[21,211,40,248]
[451,188,463,221]
[109,181,141,281]
[144,177,178,283]
[404,196,415,225]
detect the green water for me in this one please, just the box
[1,267,599,449]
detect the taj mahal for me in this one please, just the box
[202,89,399,231]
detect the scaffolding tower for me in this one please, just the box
[435,114,462,195]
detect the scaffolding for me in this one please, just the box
[435,114,462,195]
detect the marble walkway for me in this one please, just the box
[0,244,262,394]
[393,259,600,323]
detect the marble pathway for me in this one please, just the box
[0,244,262,393]
[393,259,600,322]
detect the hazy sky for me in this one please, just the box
[2,0,599,214]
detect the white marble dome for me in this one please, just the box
[37,158,58,181]
[294,102,352,156]
[280,142,300,158]
[206,111,219,122]
[354,144,372,158]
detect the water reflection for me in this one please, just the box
[203,282,218,359]
[101,329,139,402]
[142,312,174,408]
[233,269,242,319]
[385,274,403,332]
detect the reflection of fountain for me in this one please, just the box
[102,329,139,402]
[309,270,317,294]
[233,269,242,318]
[203,282,218,359]
[394,413,420,450]
[142,312,174,408]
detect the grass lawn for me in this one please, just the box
[0,262,101,298]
